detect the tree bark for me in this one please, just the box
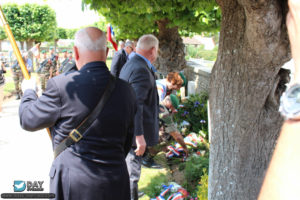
[26,40,34,51]
[209,0,290,199]
[26,40,35,61]
[154,19,186,73]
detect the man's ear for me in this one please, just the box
[74,46,79,61]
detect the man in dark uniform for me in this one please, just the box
[119,34,159,200]
[111,40,134,78]
[19,27,136,200]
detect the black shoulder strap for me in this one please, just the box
[54,75,116,158]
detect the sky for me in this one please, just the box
[1,0,100,29]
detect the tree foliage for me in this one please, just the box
[66,28,78,39]
[2,3,57,42]
[82,0,221,40]
[0,27,7,41]
[56,27,68,40]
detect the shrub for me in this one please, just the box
[186,45,218,61]
[181,155,209,193]
[197,169,208,200]
[143,172,168,198]
[174,93,209,138]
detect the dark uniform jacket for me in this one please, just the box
[110,49,127,78]
[119,54,159,147]
[19,61,136,200]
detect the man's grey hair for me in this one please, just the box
[125,40,134,48]
[119,41,125,46]
[74,28,107,51]
[136,34,159,51]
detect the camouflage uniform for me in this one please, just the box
[11,60,23,98]
[59,58,69,73]
[50,54,58,77]
[38,58,52,91]
[159,104,177,133]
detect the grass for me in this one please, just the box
[139,153,171,200]
[3,70,14,97]
[106,57,112,70]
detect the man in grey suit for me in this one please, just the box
[119,34,159,200]
[19,27,136,200]
[110,40,134,78]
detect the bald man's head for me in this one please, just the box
[73,27,107,69]
[74,27,107,52]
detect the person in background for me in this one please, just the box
[258,0,300,199]
[49,47,58,77]
[11,59,23,100]
[128,41,137,60]
[156,72,186,102]
[142,94,188,168]
[119,41,125,49]
[0,60,7,111]
[119,34,159,200]
[23,53,33,75]
[36,50,52,91]
[111,40,135,78]
[58,49,68,74]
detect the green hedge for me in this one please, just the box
[186,44,218,61]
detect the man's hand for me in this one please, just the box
[183,146,189,157]
[135,135,146,156]
[21,78,37,93]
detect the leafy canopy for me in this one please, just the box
[0,27,7,41]
[82,0,220,39]
[2,3,57,42]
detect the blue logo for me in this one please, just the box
[13,181,26,192]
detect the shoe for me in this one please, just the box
[138,191,145,198]
[141,157,162,169]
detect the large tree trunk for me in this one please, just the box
[154,19,186,73]
[26,40,35,62]
[209,1,290,199]
[26,40,34,51]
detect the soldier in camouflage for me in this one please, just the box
[58,49,68,74]
[142,94,188,168]
[49,47,58,77]
[37,50,52,91]
[11,59,23,99]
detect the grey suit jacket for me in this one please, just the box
[119,54,159,147]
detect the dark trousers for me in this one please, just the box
[126,148,142,200]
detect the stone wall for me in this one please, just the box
[184,59,213,95]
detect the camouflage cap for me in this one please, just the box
[41,50,46,54]
[68,50,72,53]
[61,49,67,53]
